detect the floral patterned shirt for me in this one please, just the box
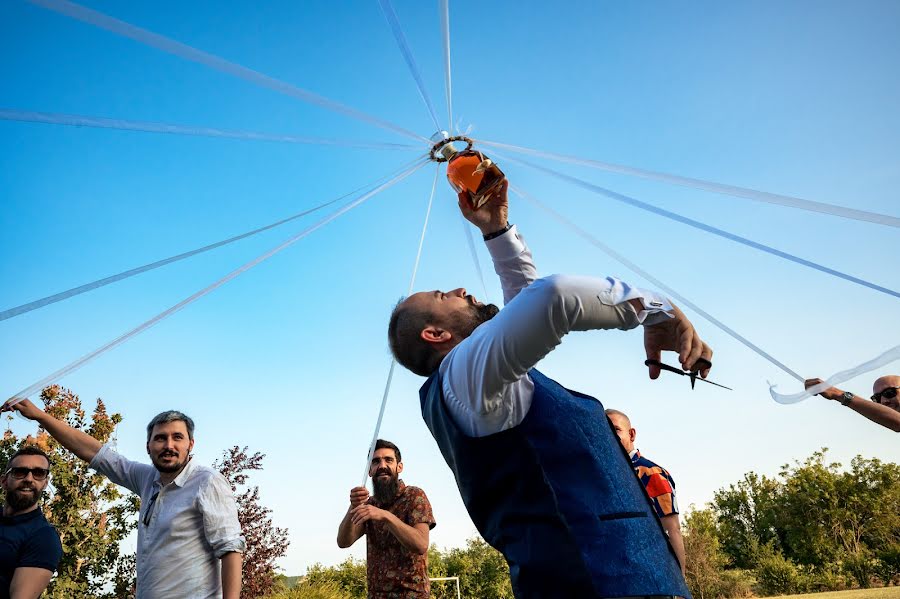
[365,480,436,598]
[631,449,679,518]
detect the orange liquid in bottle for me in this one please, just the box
[446,150,505,210]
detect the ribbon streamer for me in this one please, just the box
[361,166,440,486]
[439,0,453,132]
[481,139,900,228]
[500,153,899,300]
[769,345,900,404]
[0,157,427,322]
[5,160,427,407]
[376,0,442,133]
[0,109,419,150]
[27,0,427,143]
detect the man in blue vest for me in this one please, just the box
[388,180,710,598]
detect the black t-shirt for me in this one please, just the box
[0,508,63,599]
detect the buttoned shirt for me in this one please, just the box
[90,444,245,599]
[440,225,674,437]
[364,481,436,599]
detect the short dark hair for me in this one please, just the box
[146,411,195,442]
[4,445,51,472]
[388,299,443,377]
[374,439,401,463]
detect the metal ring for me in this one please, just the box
[429,135,474,162]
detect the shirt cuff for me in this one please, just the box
[88,442,115,470]
[598,281,674,326]
[484,224,526,262]
[214,537,247,558]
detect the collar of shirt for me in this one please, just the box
[0,506,45,525]
[153,456,198,490]
[630,449,640,461]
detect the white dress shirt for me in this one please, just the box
[439,225,674,437]
[91,444,245,599]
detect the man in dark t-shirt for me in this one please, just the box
[1,446,63,599]
[337,440,436,599]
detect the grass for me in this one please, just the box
[773,588,900,599]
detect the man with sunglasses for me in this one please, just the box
[1,446,62,599]
[805,374,900,432]
[3,399,245,599]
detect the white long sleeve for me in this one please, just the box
[439,225,673,437]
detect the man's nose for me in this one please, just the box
[449,288,466,298]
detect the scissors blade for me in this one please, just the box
[696,377,733,391]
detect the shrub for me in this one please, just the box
[270,580,351,599]
[755,549,805,596]
[842,551,876,589]
[876,544,900,586]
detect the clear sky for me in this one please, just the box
[2,0,898,576]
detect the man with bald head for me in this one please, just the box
[606,409,685,573]
[388,179,708,598]
[805,374,900,432]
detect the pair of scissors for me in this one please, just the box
[644,358,732,391]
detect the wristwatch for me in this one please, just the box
[840,391,854,406]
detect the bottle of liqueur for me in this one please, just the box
[434,133,506,210]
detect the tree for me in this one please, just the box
[431,537,513,599]
[0,385,138,598]
[216,446,290,598]
[712,471,782,568]
[682,508,752,599]
[305,558,367,599]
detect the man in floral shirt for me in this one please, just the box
[337,439,436,598]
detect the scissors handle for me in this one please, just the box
[644,359,686,376]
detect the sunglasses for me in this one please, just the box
[871,387,899,403]
[4,467,50,480]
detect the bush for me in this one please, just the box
[799,564,846,593]
[717,569,754,598]
[270,580,351,599]
[755,549,805,596]
[876,544,900,586]
[842,551,876,589]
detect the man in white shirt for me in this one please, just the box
[388,180,709,598]
[3,400,244,599]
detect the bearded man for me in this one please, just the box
[337,439,436,599]
[1,446,63,599]
[3,400,245,599]
[387,180,708,598]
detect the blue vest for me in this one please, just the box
[420,369,691,599]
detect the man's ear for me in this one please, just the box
[629,428,637,444]
[397,462,404,475]
[421,326,452,345]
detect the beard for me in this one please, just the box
[451,301,500,339]
[5,485,40,512]
[150,450,189,474]
[372,468,400,505]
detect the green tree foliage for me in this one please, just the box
[708,448,900,594]
[430,537,513,599]
[288,537,512,599]
[0,386,138,598]
[304,558,367,599]
[682,508,753,599]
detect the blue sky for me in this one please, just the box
[2,0,898,575]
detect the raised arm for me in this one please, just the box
[3,398,101,462]
[805,379,900,432]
